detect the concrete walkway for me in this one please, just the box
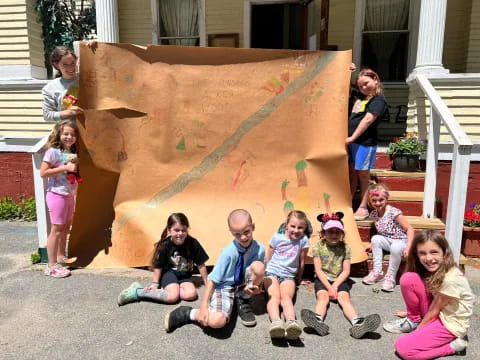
[0,220,479,360]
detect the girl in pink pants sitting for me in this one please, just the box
[383,230,474,359]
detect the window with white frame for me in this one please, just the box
[157,0,201,46]
[361,0,410,82]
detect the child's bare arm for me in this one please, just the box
[313,256,331,289]
[197,263,208,285]
[40,160,76,177]
[418,293,452,327]
[296,248,310,285]
[198,279,215,326]
[346,112,378,144]
[266,245,274,262]
[396,214,415,256]
[333,259,351,288]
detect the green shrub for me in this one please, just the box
[19,197,37,221]
[0,196,37,221]
[0,197,22,220]
[31,252,41,264]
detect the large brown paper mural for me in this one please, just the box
[69,42,367,268]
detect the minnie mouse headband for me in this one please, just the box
[317,212,345,231]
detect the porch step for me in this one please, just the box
[371,169,425,192]
[356,215,445,242]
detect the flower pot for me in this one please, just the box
[462,226,480,257]
[392,154,420,172]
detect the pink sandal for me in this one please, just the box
[44,264,71,278]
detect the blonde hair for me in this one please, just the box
[366,182,390,207]
[406,230,457,294]
[44,119,78,153]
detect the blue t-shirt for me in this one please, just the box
[208,239,265,289]
[266,233,309,278]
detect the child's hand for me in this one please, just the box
[65,162,77,173]
[244,285,261,296]
[299,279,311,286]
[66,106,83,117]
[403,246,410,257]
[349,63,357,72]
[345,136,355,145]
[144,282,159,291]
[198,304,209,326]
[328,286,338,300]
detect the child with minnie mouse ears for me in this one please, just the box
[301,212,381,338]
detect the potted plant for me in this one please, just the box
[387,133,427,172]
[462,203,480,257]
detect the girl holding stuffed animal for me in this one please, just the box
[117,213,209,306]
[264,210,310,340]
[40,119,80,277]
[42,46,83,122]
[383,230,474,359]
[362,183,414,292]
[301,212,380,339]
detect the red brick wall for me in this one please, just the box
[0,152,35,201]
[436,160,480,219]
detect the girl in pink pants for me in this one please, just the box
[383,230,474,360]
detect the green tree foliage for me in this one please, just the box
[35,0,96,77]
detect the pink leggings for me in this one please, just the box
[395,272,456,360]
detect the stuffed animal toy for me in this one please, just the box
[66,153,83,185]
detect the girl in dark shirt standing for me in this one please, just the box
[346,69,387,220]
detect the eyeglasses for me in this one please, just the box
[230,227,253,239]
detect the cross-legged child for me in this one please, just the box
[301,212,380,338]
[164,209,265,332]
[117,213,209,306]
[362,183,414,292]
[264,210,310,340]
[383,230,474,359]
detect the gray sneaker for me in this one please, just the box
[269,319,285,339]
[117,282,142,306]
[349,314,381,339]
[301,309,329,336]
[284,319,302,340]
[383,317,418,334]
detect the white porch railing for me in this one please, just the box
[28,135,49,259]
[412,74,473,263]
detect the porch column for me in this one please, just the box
[96,0,119,43]
[409,0,449,78]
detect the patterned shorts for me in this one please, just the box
[208,287,235,319]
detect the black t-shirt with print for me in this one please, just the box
[153,235,209,276]
[348,94,387,146]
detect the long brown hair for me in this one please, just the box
[406,230,457,294]
[152,213,191,266]
[50,46,77,78]
[43,119,78,153]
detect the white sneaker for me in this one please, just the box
[383,317,418,334]
[450,336,468,354]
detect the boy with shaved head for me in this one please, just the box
[165,209,265,332]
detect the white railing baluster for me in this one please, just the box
[423,106,440,218]
[445,145,471,263]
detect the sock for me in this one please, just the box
[351,317,362,325]
[190,309,198,321]
[314,314,324,322]
[136,288,168,303]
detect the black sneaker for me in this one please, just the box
[349,314,381,339]
[301,309,329,336]
[236,291,256,327]
[164,306,192,333]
